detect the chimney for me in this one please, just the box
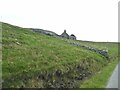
[64,30,66,33]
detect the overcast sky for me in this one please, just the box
[0,0,119,42]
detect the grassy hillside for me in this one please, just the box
[2,22,118,88]
[66,39,118,59]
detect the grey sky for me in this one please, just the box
[0,0,119,42]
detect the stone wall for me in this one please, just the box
[65,40,109,59]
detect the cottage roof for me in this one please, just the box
[61,30,69,37]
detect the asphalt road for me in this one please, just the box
[106,61,120,89]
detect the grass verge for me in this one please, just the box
[80,59,118,88]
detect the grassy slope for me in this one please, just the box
[2,22,118,88]
[64,36,119,88]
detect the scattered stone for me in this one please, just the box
[16,42,21,45]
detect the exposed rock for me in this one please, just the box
[31,28,59,37]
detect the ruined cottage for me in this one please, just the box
[69,34,76,40]
[61,30,76,40]
[61,30,69,39]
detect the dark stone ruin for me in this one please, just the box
[61,30,76,40]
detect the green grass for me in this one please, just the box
[2,22,119,88]
[80,59,118,88]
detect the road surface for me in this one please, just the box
[106,61,120,89]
